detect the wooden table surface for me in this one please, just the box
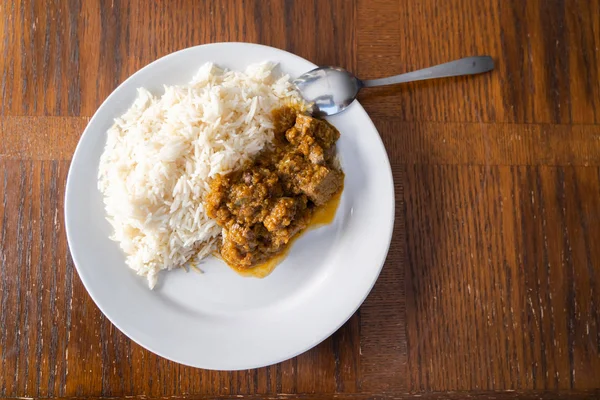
[1,0,599,399]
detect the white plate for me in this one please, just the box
[65,43,394,370]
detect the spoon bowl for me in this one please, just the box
[293,67,362,116]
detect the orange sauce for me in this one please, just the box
[228,188,343,278]
[309,188,343,227]
[231,246,291,278]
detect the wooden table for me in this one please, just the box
[1,1,599,399]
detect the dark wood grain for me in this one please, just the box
[357,0,600,123]
[403,165,600,391]
[0,0,599,398]
[378,120,600,166]
[0,0,356,118]
[12,390,600,400]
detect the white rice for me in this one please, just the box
[98,62,308,288]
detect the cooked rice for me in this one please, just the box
[98,62,308,288]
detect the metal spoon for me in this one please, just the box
[293,56,494,116]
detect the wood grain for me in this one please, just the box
[357,0,600,123]
[0,0,599,398]
[0,0,356,118]
[403,165,600,391]
[9,391,600,400]
[378,120,600,166]
[0,116,88,160]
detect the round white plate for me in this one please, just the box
[65,43,394,370]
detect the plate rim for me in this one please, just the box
[65,42,395,370]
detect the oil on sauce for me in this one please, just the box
[231,188,343,278]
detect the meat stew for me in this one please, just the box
[205,107,344,271]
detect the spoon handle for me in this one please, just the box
[360,56,494,88]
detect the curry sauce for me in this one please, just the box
[229,188,343,278]
[205,107,344,274]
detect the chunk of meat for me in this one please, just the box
[220,234,255,267]
[272,106,300,141]
[275,152,308,194]
[221,222,269,267]
[294,114,339,151]
[206,167,283,226]
[263,197,306,232]
[286,126,325,164]
[265,198,310,248]
[297,165,344,206]
[276,153,344,205]
[285,114,340,165]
